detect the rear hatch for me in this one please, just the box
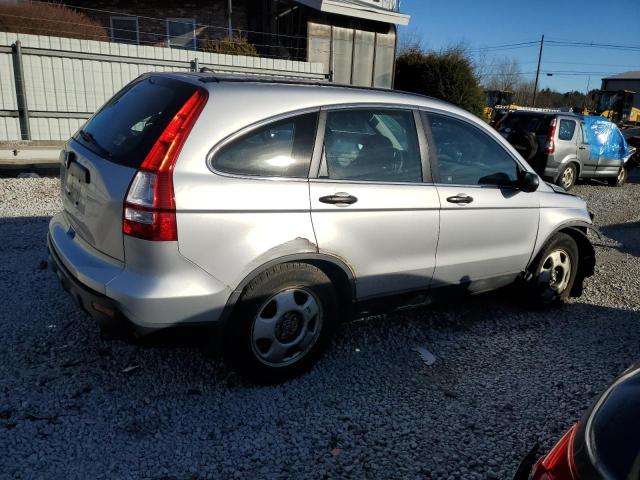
[497,113,553,168]
[61,75,200,261]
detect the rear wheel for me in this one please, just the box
[607,167,627,187]
[224,263,339,383]
[524,233,579,307]
[557,163,577,191]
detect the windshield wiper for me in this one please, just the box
[79,129,111,159]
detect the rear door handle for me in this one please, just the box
[579,146,587,150]
[446,194,473,204]
[319,192,358,206]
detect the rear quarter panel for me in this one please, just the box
[174,173,317,289]
[171,86,322,289]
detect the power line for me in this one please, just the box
[543,71,627,76]
[542,60,640,68]
[546,39,640,52]
[482,70,623,77]
[477,40,539,49]
[468,43,539,53]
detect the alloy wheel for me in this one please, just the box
[561,166,575,190]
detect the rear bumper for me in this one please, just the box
[48,234,134,335]
[527,155,558,181]
[48,212,232,335]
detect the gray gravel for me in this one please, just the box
[1,173,640,479]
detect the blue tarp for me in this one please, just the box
[578,115,632,161]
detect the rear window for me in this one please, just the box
[498,114,552,136]
[212,112,318,178]
[74,76,198,168]
[558,119,576,141]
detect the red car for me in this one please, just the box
[514,363,640,479]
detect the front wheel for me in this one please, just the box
[523,233,579,307]
[607,167,627,187]
[223,263,339,383]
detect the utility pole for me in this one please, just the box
[582,76,591,112]
[532,34,544,107]
[227,0,233,37]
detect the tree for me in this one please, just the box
[0,2,108,41]
[397,28,426,55]
[484,57,522,92]
[394,45,485,117]
[513,80,535,106]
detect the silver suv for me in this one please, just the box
[48,73,596,382]
[497,111,632,190]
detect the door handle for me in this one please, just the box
[446,194,474,204]
[579,146,587,150]
[319,192,358,206]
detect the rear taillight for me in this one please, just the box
[123,88,208,241]
[544,118,557,154]
[531,423,579,480]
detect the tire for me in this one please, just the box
[607,167,627,187]
[223,263,339,383]
[507,130,538,162]
[556,163,577,191]
[524,233,579,307]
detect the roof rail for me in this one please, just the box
[193,72,456,109]
[495,105,568,113]
[197,72,393,92]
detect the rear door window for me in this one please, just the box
[212,112,318,178]
[558,119,576,141]
[322,109,422,182]
[74,76,199,168]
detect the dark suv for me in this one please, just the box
[497,111,633,190]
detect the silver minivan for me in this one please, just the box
[49,73,596,381]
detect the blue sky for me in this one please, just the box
[397,0,640,93]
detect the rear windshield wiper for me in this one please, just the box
[79,129,112,159]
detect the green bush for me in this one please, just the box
[202,36,258,56]
[395,46,485,117]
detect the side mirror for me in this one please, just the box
[519,171,539,192]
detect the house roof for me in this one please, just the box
[294,0,410,25]
[603,71,640,81]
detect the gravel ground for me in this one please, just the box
[1,173,639,480]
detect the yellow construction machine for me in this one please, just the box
[484,90,515,124]
[592,90,640,127]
